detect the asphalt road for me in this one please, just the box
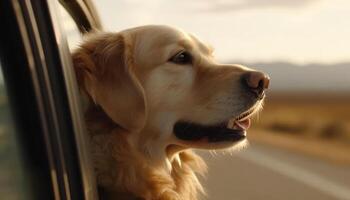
[198,142,350,200]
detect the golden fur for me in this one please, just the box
[72,25,265,200]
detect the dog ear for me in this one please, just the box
[72,33,147,132]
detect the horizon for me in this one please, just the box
[224,60,350,66]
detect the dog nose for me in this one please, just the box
[242,71,270,99]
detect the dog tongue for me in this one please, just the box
[234,119,251,131]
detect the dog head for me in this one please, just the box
[73,25,269,160]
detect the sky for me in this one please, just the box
[93,0,350,64]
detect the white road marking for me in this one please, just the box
[237,148,350,200]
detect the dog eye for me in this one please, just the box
[169,51,192,65]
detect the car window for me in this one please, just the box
[55,2,99,199]
[58,4,82,50]
[1,1,101,199]
[0,63,27,200]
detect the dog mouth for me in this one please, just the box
[173,108,255,143]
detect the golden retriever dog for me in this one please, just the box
[72,25,269,200]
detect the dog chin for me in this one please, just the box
[177,137,248,150]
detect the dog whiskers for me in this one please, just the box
[223,140,249,155]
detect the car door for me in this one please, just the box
[0,0,101,199]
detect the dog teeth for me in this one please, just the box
[236,108,255,122]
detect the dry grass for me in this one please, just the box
[250,93,350,165]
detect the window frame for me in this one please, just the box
[0,0,101,199]
[59,0,102,32]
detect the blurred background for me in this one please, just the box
[1,0,348,200]
[87,0,350,199]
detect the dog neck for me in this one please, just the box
[84,99,206,200]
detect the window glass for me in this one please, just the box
[58,4,82,50]
[56,4,99,200]
[0,63,26,200]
